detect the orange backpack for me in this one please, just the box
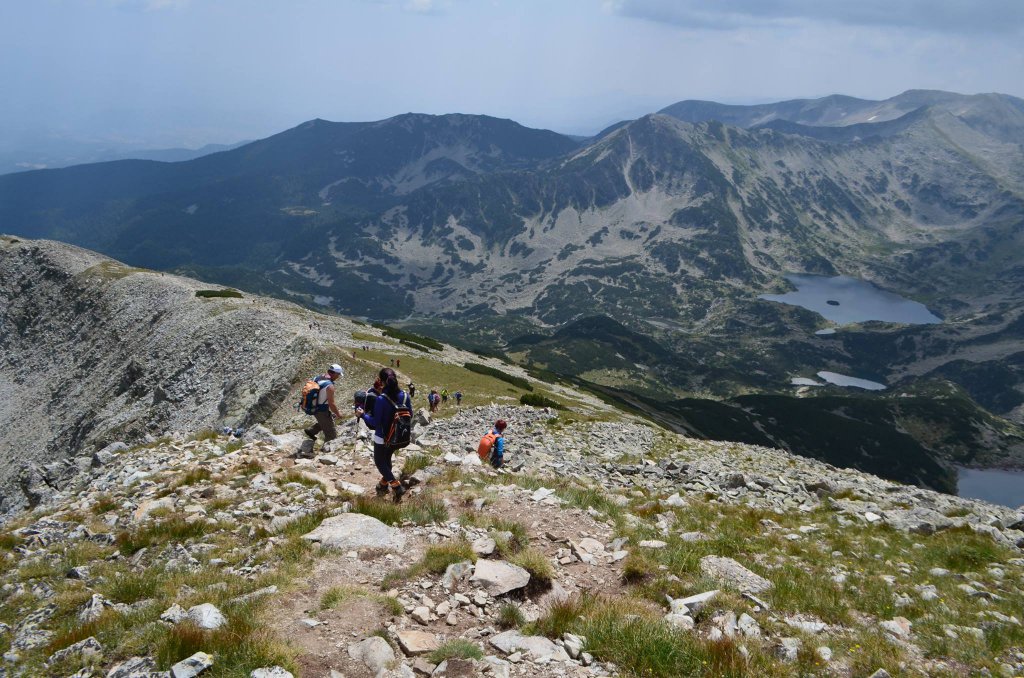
[477,431,500,461]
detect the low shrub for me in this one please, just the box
[374,325,444,351]
[520,392,564,409]
[195,288,243,299]
[509,548,554,594]
[463,363,533,391]
[497,602,526,629]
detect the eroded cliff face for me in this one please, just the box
[0,237,362,513]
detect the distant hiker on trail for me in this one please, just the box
[477,419,507,469]
[357,367,413,502]
[428,389,440,412]
[390,358,395,367]
[454,390,462,406]
[441,388,449,405]
[301,364,344,444]
[396,358,400,368]
[408,382,416,399]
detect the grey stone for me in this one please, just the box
[302,513,407,552]
[107,656,159,677]
[250,667,294,678]
[187,603,226,630]
[562,633,585,659]
[295,439,315,459]
[669,590,719,615]
[699,556,772,594]
[160,604,188,624]
[867,670,892,678]
[470,560,530,596]
[47,636,103,665]
[348,636,396,675]
[489,631,571,662]
[397,629,440,656]
[79,593,110,623]
[170,651,214,678]
[774,637,801,662]
[441,561,474,589]
[879,617,912,639]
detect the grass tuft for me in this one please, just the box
[428,639,484,664]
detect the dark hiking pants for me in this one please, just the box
[373,443,396,483]
[306,411,338,442]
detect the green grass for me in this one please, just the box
[382,541,475,589]
[195,288,243,299]
[173,467,212,488]
[351,494,449,526]
[401,453,433,477]
[90,493,120,515]
[373,325,444,351]
[428,639,484,664]
[277,469,323,489]
[497,602,526,629]
[116,516,214,556]
[509,547,554,594]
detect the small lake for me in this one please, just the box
[817,371,886,390]
[957,467,1024,508]
[760,274,942,325]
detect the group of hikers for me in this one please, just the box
[427,387,462,412]
[300,364,506,502]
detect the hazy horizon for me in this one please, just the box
[2,0,1023,152]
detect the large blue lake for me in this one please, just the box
[760,274,942,325]
[957,467,1024,508]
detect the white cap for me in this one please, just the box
[328,364,344,375]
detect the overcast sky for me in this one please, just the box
[2,0,1023,147]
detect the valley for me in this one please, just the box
[1,90,1023,492]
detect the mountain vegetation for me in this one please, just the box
[2,90,1023,481]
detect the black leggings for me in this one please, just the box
[373,443,396,483]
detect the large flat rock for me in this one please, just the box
[470,559,530,596]
[302,513,406,552]
[699,556,772,594]
[489,630,570,662]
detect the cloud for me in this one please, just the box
[607,0,1024,35]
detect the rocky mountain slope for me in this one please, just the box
[1,92,1020,428]
[2,404,1024,677]
[1,238,1024,676]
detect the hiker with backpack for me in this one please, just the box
[301,364,345,444]
[357,367,413,501]
[477,419,507,469]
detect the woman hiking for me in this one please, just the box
[357,367,410,502]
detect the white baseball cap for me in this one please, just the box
[328,364,344,375]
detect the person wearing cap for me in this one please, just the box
[303,364,344,443]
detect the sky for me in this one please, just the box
[2,0,1023,148]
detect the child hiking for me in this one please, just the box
[477,419,507,469]
[357,367,413,502]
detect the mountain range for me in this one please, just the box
[1,89,1023,474]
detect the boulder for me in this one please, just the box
[470,559,530,596]
[699,556,772,594]
[170,651,214,677]
[302,513,407,552]
[187,603,227,630]
[396,630,440,656]
[348,636,395,675]
[250,667,294,678]
[47,636,103,665]
[489,630,571,662]
[108,656,158,677]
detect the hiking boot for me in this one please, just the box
[375,482,389,497]
[391,482,406,503]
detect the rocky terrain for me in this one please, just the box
[0,237,590,517]
[2,403,1024,677]
[1,240,1023,676]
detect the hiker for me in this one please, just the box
[454,390,462,406]
[441,388,449,405]
[353,375,381,426]
[428,389,439,413]
[477,419,507,469]
[357,367,411,501]
[396,358,400,368]
[408,382,416,399]
[302,364,344,443]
